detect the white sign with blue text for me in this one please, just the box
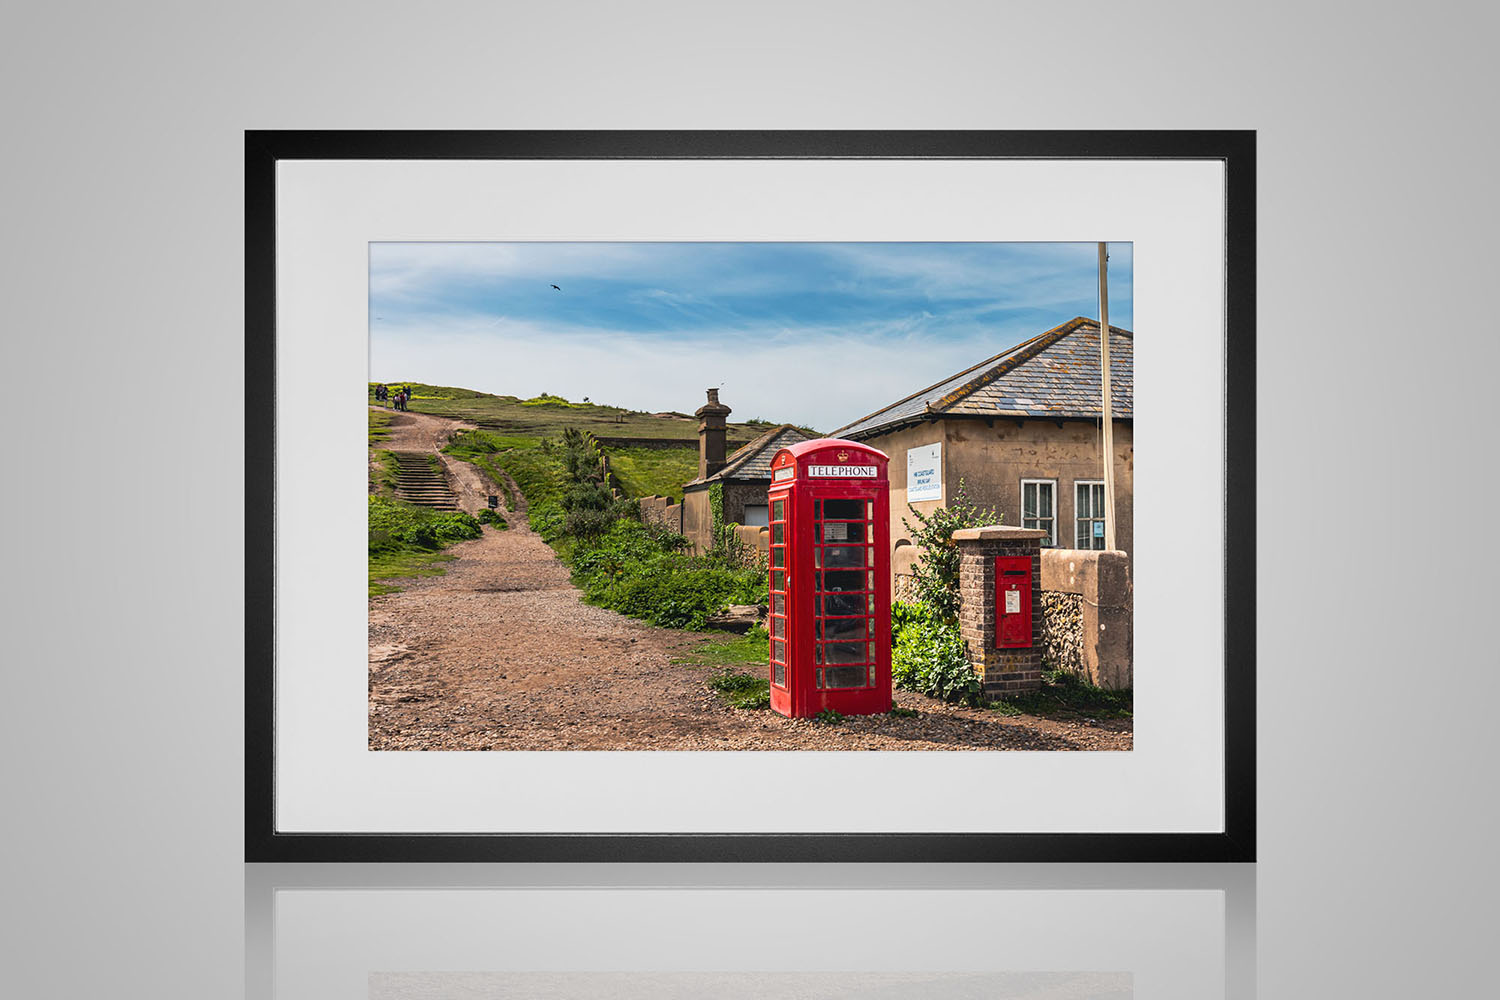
[906,443,942,503]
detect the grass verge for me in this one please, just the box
[986,669,1133,719]
[677,627,772,709]
[368,408,391,444]
[368,496,484,596]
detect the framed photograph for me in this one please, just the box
[246,131,1254,861]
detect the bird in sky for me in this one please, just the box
[550,284,561,291]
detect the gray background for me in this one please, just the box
[3,1,1494,996]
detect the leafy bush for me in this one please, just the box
[528,499,566,541]
[563,505,616,539]
[368,496,482,553]
[571,519,766,629]
[890,600,982,705]
[367,496,484,595]
[900,480,1000,623]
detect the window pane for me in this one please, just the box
[824,642,868,664]
[771,593,784,615]
[771,546,784,567]
[742,504,769,527]
[771,523,784,545]
[1023,483,1037,518]
[822,545,864,568]
[822,520,866,543]
[815,667,824,689]
[771,570,784,591]
[1077,522,1090,548]
[771,616,785,638]
[773,662,785,687]
[1039,485,1053,518]
[825,498,862,519]
[1076,484,1091,518]
[772,500,784,521]
[819,616,867,641]
[823,592,865,616]
[771,639,784,662]
[821,569,864,593]
[825,665,868,688]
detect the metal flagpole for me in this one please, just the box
[1098,242,1118,551]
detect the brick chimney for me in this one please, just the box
[696,388,732,479]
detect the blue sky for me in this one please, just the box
[370,242,1132,431]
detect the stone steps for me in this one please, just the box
[387,451,458,510]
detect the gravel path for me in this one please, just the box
[368,409,1132,751]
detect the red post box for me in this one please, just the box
[766,439,892,718]
[995,556,1033,649]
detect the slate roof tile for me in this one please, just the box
[684,424,813,487]
[832,317,1133,439]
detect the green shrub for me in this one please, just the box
[570,519,766,630]
[368,496,482,553]
[367,496,483,595]
[890,600,982,705]
[529,499,566,540]
[900,481,1000,623]
[563,506,616,539]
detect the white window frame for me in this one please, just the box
[1020,478,1058,547]
[1075,479,1106,550]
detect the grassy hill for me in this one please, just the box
[375,383,818,503]
[373,382,789,442]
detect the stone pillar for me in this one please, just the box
[952,525,1047,698]
[695,388,732,479]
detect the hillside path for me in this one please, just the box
[368,408,1131,751]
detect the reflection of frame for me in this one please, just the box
[246,130,1255,861]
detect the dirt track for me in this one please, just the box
[368,408,1132,751]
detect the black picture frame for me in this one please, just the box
[246,130,1255,862]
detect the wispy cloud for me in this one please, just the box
[369,242,1133,431]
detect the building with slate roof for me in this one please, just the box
[831,316,1133,584]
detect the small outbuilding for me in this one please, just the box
[678,389,812,551]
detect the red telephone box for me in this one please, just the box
[995,556,1033,648]
[766,438,892,718]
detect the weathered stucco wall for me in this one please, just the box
[943,417,1133,556]
[1039,548,1133,690]
[638,495,683,535]
[861,416,1133,596]
[681,481,775,553]
[681,488,712,552]
[869,424,947,552]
